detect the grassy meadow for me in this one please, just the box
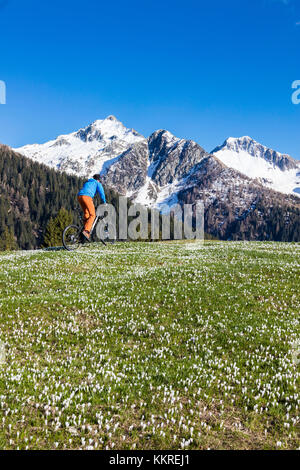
[0,240,299,449]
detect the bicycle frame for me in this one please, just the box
[77,208,108,245]
[77,210,99,236]
[82,215,106,245]
[63,212,107,251]
[90,215,100,236]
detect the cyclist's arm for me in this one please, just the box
[97,181,106,204]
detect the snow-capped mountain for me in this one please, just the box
[98,129,299,241]
[101,129,211,208]
[15,117,213,208]
[14,117,300,207]
[212,136,300,197]
[14,115,145,177]
[11,117,300,241]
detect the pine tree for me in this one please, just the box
[43,208,73,247]
[43,217,57,247]
[0,227,17,251]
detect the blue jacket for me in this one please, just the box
[78,178,106,203]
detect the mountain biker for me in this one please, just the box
[77,174,106,240]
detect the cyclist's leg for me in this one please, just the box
[78,196,95,235]
[85,199,96,234]
[78,196,89,227]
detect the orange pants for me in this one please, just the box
[78,195,96,233]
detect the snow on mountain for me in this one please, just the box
[212,136,300,197]
[101,129,211,208]
[14,115,145,177]
[14,118,300,205]
[9,120,300,241]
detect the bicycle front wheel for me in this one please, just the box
[62,225,81,251]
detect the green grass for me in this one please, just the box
[0,240,299,450]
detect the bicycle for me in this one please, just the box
[62,209,114,251]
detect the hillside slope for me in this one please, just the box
[0,145,118,249]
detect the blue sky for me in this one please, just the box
[0,0,299,158]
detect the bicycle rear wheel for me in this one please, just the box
[62,225,82,251]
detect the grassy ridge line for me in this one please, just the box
[0,241,299,450]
